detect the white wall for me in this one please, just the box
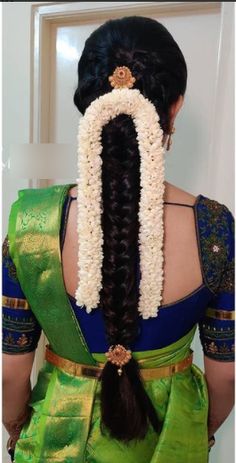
[2,4,51,461]
[2,2,53,237]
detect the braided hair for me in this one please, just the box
[73,16,187,442]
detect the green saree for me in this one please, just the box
[8,184,209,463]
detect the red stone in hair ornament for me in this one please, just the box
[108,66,136,89]
[105,344,132,376]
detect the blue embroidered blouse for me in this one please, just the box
[2,193,235,361]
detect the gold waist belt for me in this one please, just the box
[45,344,193,381]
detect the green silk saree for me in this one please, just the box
[8,184,209,463]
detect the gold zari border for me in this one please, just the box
[2,295,29,310]
[206,307,235,320]
[45,344,193,381]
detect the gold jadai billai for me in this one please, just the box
[105,344,132,376]
[108,66,136,89]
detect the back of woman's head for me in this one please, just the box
[74,16,187,443]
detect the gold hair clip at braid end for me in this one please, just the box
[105,344,132,375]
[108,66,136,89]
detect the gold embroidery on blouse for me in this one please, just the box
[2,295,30,310]
[218,343,231,354]
[4,333,15,345]
[206,307,235,320]
[2,235,9,258]
[17,334,29,346]
[205,341,218,354]
[2,235,18,281]
[204,341,234,358]
[218,258,234,293]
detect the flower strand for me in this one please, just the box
[75,88,165,319]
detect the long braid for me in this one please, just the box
[100,114,140,347]
[99,114,160,440]
[73,15,187,441]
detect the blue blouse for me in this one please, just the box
[2,192,235,361]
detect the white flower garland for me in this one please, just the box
[75,88,165,319]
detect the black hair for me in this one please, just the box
[73,15,187,442]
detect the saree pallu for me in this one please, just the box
[8,184,209,463]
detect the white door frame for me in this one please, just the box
[29,0,226,375]
[30,1,222,189]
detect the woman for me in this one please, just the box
[2,16,234,463]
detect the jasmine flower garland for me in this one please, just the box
[75,88,165,319]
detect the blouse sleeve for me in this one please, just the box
[199,208,235,362]
[2,235,42,355]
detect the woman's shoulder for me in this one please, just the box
[68,185,78,198]
[7,183,76,251]
[196,193,234,295]
[164,181,197,205]
[196,192,234,238]
[165,181,234,219]
[8,183,76,218]
[166,182,234,295]
[14,183,75,199]
[198,192,234,215]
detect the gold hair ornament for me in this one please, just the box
[75,66,166,319]
[105,344,132,376]
[108,66,136,89]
